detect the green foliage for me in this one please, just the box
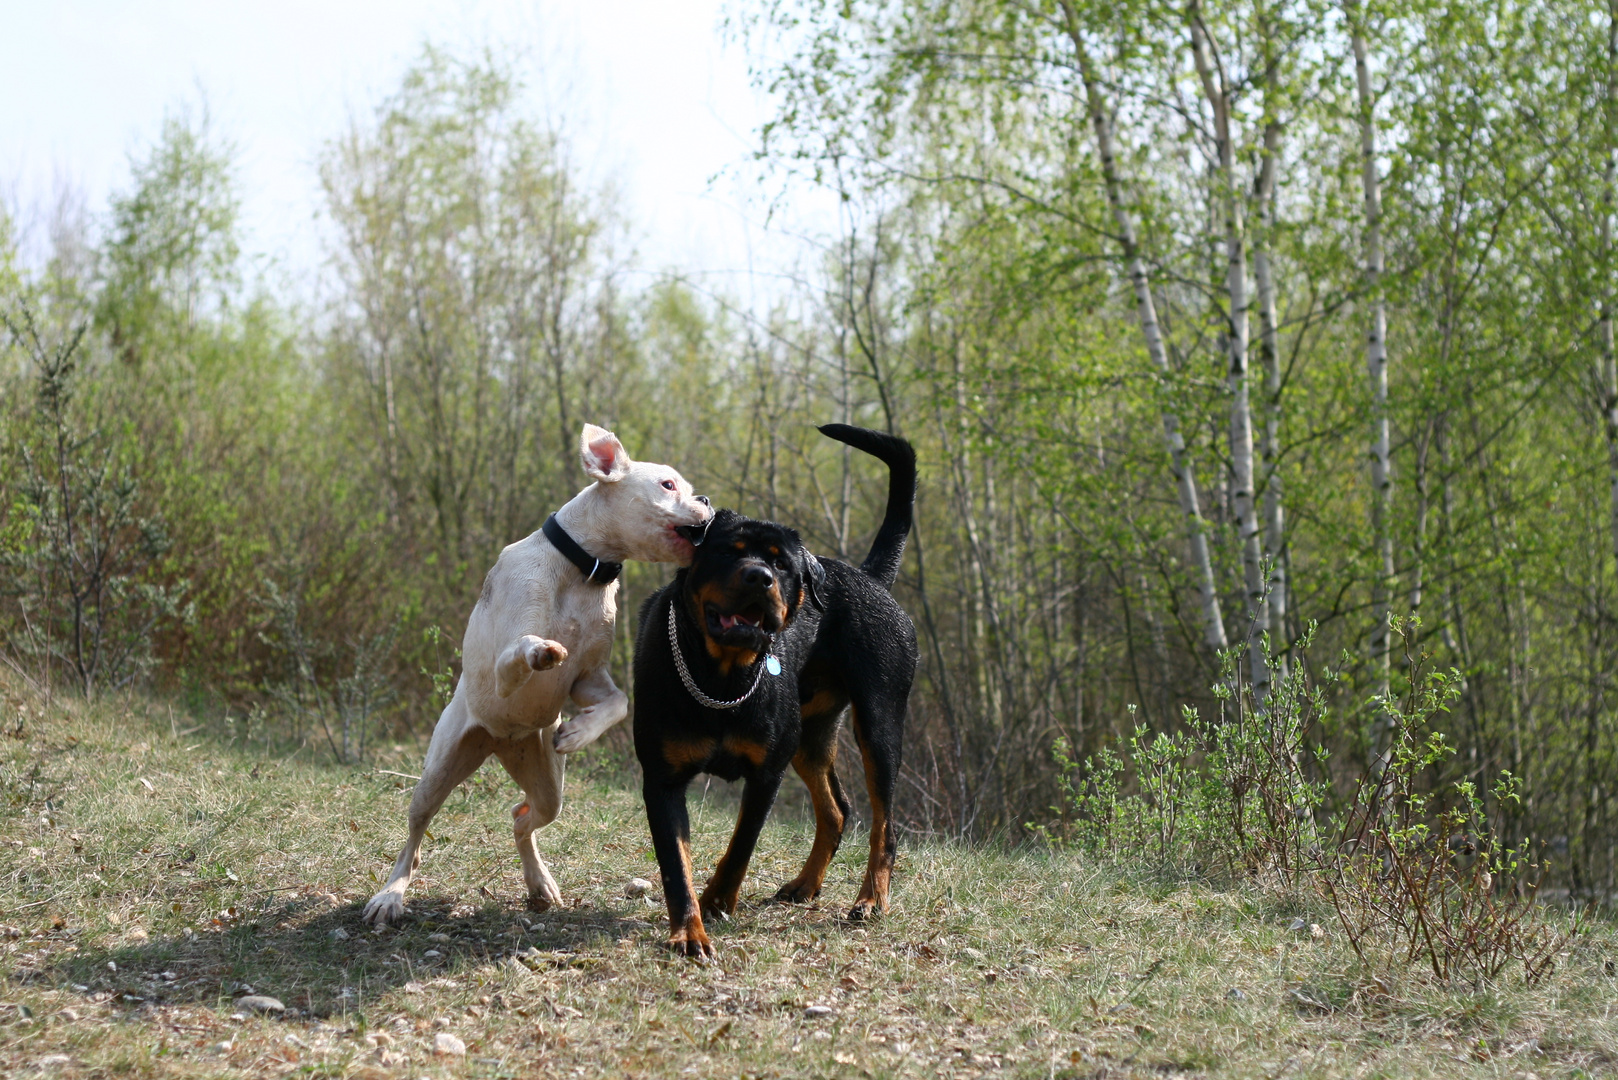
[419,624,460,715]
[1046,626,1330,886]
[1048,618,1577,983]
[1318,619,1576,985]
[255,575,401,765]
[98,107,239,366]
[0,306,190,697]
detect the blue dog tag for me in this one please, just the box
[765,655,782,676]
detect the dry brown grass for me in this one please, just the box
[0,674,1613,1079]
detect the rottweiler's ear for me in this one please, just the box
[802,549,827,611]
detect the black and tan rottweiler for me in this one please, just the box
[631,424,918,959]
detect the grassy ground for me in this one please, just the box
[0,677,1612,1079]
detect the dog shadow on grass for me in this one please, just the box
[38,889,655,1018]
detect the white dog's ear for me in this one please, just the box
[580,424,631,483]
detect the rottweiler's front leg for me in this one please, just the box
[699,772,784,920]
[643,779,712,960]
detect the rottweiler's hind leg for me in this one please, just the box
[848,702,902,920]
[773,747,849,904]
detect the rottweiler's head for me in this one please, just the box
[676,509,824,666]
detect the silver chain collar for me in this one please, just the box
[667,600,773,710]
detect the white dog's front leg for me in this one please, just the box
[553,666,629,754]
[495,634,569,698]
[363,701,496,927]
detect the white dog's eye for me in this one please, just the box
[661,479,677,491]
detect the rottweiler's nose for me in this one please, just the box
[742,564,774,589]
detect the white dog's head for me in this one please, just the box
[579,424,712,565]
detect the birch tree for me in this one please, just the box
[1253,12,1288,678]
[1187,0,1265,691]
[1345,0,1395,755]
[1060,0,1229,653]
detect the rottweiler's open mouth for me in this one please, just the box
[705,602,772,641]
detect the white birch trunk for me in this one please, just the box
[1255,119,1288,680]
[1348,1,1395,755]
[1060,0,1229,652]
[1191,8,1266,695]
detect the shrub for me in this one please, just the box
[1046,624,1329,887]
[1316,618,1576,985]
[0,306,190,697]
[1047,617,1577,986]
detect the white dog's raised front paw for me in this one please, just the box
[362,889,406,927]
[526,638,568,671]
[552,717,598,754]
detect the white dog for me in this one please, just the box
[363,424,711,926]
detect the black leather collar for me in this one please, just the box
[542,514,622,586]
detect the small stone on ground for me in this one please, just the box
[434,1032,467,1056]
[235,995,285,1014]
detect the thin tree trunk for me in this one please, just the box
[1254,75,1287,683]
[1060,0,1228,652]
[1602,0,1618,566]
[1190,6,1265,694]
[1348,0,1395,767]
[1408,418,1430,619]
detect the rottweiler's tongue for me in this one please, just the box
[719,613,760,631]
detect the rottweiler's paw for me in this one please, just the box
[770,880,819,905]
[846,898,883,922]
[698,888,739,921]
[667,924,715,962]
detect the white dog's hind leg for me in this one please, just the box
[552,666,629,754]
[363,706,496,927]
[493,733,567,910]
[495,635,568,698]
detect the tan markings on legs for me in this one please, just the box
[774,748,845,904]
[663,737,716,770]
[851,715,894,920]
[494,731,567,911]
[668,836,713,959]
[700,804,750,918]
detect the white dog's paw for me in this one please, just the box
[362,890,406,927]
[525,638,568,671]
[524,874,564,912]
[552,717,598,754]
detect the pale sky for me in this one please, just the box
[0,0,834,305]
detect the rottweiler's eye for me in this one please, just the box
[660,479,676,491]
[774,557,791,572]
